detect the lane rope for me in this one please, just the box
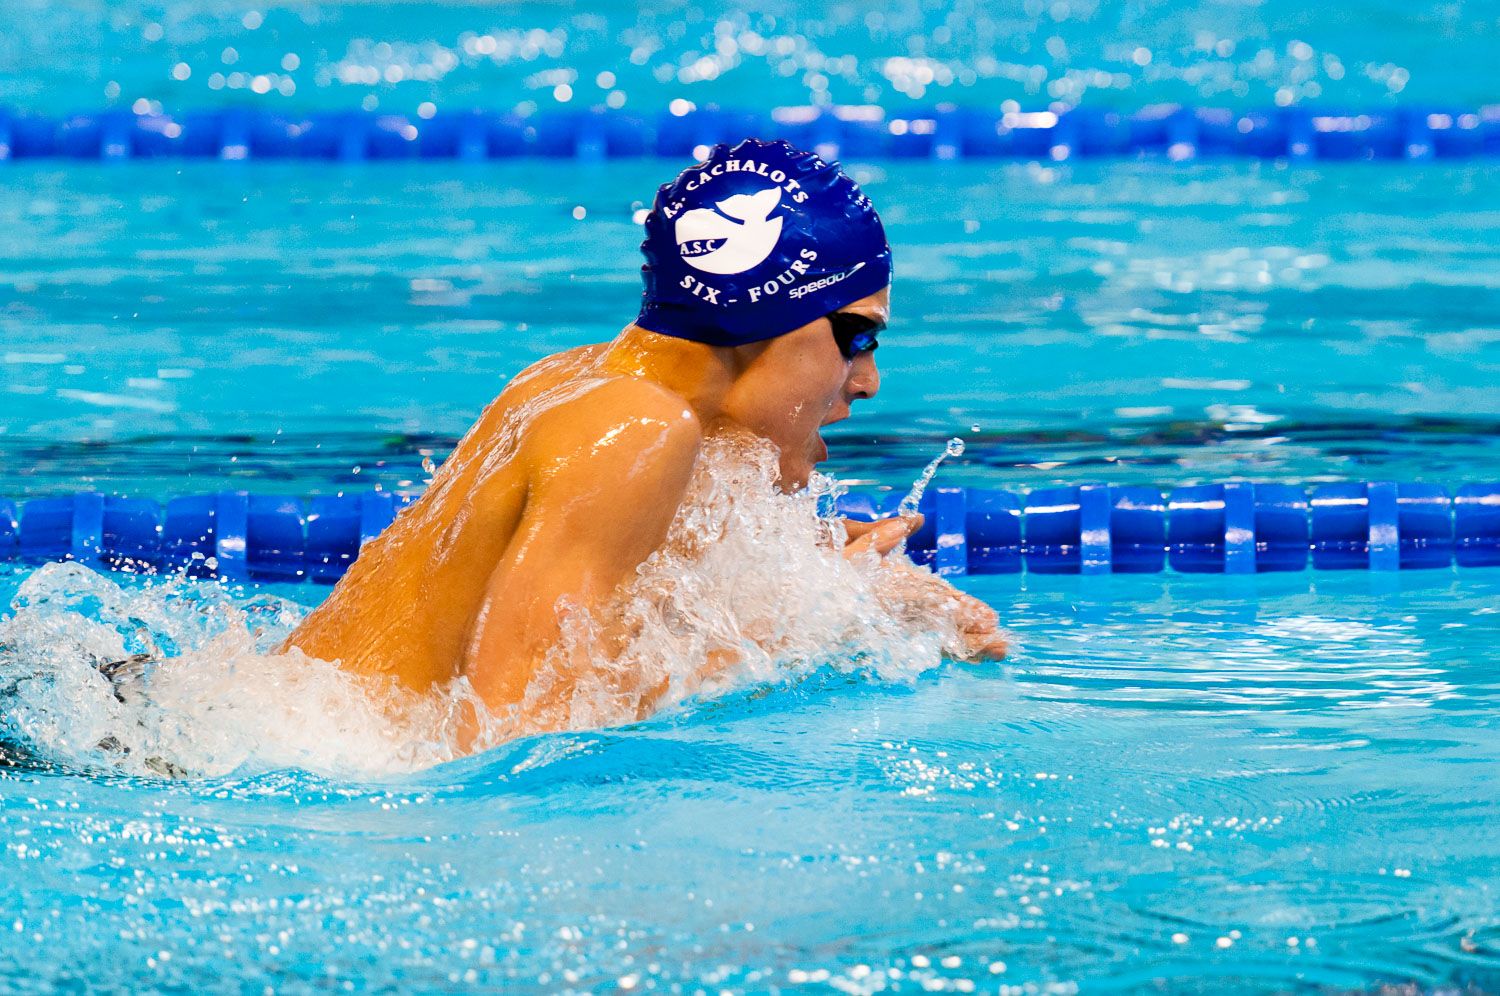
[3,482,1497,579]
[1,104,1496,162]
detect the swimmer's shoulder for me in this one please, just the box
[502,342,700,437]
[457,343,614,448]
[533,374,702,450]
[521,373,703,487]
[505,343,610,394]
[452,344,700,479]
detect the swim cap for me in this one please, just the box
[636,138,892,347]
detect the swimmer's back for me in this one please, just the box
[283,342,702,700]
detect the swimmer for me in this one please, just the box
[282,138,1007,737]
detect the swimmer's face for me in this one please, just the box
[724,285,888,490]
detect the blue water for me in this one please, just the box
[2,160,1497,497]
[3,1,1500,992]
[2,565,1497,992]
[1,0,1497,113]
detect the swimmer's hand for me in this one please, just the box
[841,514,1008,662]
[841,513,924,559]
[879,560,1008,662]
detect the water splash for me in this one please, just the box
[0,434,976,778]
[0,562,481,778]
[505,434,974,739]
[898,436,965,517]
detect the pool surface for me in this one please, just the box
[3,159,1497,498]
[3,0,1499,992]
[2,564,1498,992]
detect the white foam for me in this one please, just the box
[513,433,969,736]
[0,434,973,778]
[0,561,469,777]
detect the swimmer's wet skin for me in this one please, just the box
[282,138,1007,748]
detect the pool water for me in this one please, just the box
[2,564,1497,992]
[2,0,1497,113]
[4,0,1500,991]
[3,160,1497,497]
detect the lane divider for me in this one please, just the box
[1,105,1497,162]
[2,482,1498,581]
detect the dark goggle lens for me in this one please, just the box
[828,312,881,360]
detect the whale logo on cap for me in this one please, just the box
[675,186,784,276]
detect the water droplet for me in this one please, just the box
[897,437,965,516]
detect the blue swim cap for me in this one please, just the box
[636,138,892,348]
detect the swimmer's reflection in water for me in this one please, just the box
[281,139,1008,748]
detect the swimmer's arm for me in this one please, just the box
[461,406,702,715]
[669,516,930,698]
[629,513,1005,722]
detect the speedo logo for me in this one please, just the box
[786,261,866,301]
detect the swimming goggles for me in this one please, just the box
[827,311,881,360]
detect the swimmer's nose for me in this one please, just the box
[847,353,880,402]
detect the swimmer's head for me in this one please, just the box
[635,138,892,347]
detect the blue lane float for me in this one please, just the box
[2,104,1498,162]
[2,483,1498,581]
